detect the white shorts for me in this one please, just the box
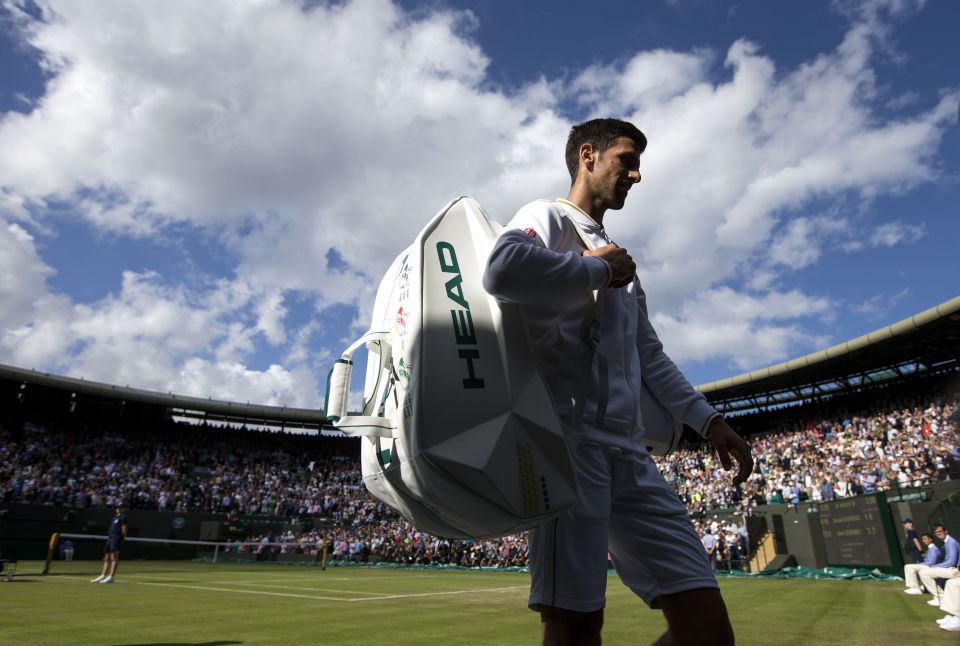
[528,440,718,612]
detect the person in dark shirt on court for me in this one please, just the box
[904,517,923,563]
[91,503,127,584]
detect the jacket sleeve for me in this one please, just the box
[634,283,719,438]
[483,203,609,303]
[935,538,960,568]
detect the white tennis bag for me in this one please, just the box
[324,196,579,538]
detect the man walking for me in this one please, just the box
[484,118,753,645]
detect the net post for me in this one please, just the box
[43,532,60,575]
[321,539,328,571]
[213,544,220,563]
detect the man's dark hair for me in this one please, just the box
[934,523,946,532]
[922,533,934,540]
[565,118,648,182]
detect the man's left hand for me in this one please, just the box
[707,417,754,487]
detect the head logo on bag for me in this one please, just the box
[324,197,578,538]
[436,241,484,390]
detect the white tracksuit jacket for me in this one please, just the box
[483,199,718,452]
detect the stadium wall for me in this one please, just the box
[0,503,307,560]
[754,479,957,572]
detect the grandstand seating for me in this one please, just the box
[3,384,956,568]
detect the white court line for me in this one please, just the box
[136,581,357,601]
[320,568,527,581]
[134,580,527,603]
[349,585,527,602]
[212,581,395,595]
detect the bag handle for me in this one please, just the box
[323,330,398,438]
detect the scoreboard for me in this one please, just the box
[818,493,900,569]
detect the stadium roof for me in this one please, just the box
[697,295,960,414]
[0,362,327,430]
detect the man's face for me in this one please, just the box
[590,137,642,211]
[935,527,947,540]
[922,535,933,546]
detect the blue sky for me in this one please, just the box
[0,0,957,409]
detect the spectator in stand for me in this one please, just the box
[700,525,718,570]
[2,390,957,570]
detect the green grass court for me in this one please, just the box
[0,561,953,645]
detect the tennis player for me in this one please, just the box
[484,118,752,645]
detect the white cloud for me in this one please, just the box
[177,359,314,407]
[0,0,954,400]
[852,287,910,317]
[570,13,956,314]
[0,222,55,330]
[868,221,926,247]
[652,288,834,370]
[0,267,321,406]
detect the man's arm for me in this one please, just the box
[634,286,753,485]
[912,534,923,554]
[706,418,754,487]
[483,231,609,303]
[931,542,956,568]
[937,538,960,568]
[923,545,941,566]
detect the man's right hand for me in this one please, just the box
[584,243,635,288]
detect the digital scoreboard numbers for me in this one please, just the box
[818,494,893,567]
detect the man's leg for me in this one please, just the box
[652,588,734,646]
[920,567,957,602]
[904,563,928,591]
[540,607,604,646]
[528,442,613,645]
[942,578,960,617]
[99,552,118,582]
[607,450,729,645]
[91,554,108,582]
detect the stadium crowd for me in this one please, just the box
[2,388,958,569]
[231,523,529,568]
[663,393,960,518]
[0,417,363,517]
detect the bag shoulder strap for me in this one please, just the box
[554,200,609,429]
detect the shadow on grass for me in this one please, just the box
[111,642,243,646]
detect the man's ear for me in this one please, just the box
[579,143,596,173]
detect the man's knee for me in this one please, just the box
[656,588,734,646]
[540,606,603,646]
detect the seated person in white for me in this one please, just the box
[904,532,939,594]
[918,524,959,607]
[935,573,960,632]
